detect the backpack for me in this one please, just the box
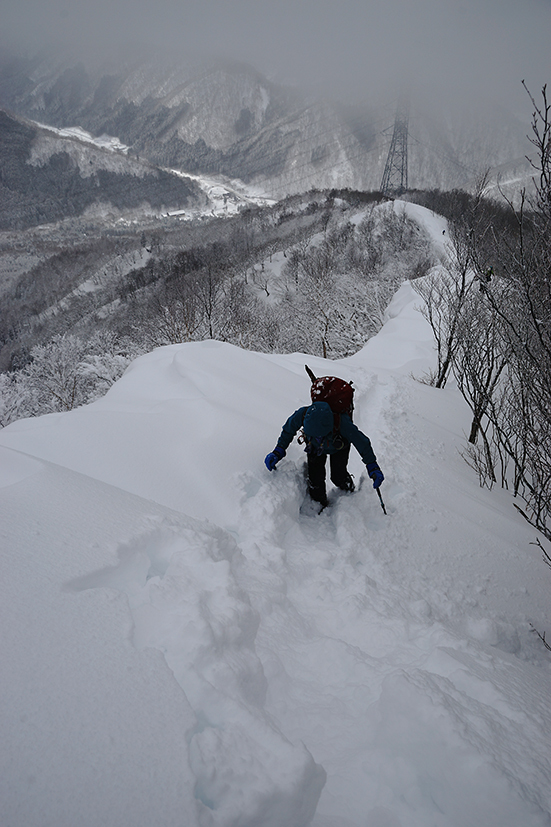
[304,365,354,429]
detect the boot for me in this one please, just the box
[336,473,355,493]
[308,484,328,509]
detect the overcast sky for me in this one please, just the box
[2,0,550,112]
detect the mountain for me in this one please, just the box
[0,108,207,230]
[0,51,534,200]
[1,244,551,826]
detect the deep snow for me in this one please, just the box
[1,204,551,827]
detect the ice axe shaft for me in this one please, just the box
[376,487,387,515]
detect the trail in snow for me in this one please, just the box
[2,204,551,827]
[233,367,551,826]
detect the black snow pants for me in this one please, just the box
[307,442,353,506]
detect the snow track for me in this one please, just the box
[232,371,551,827]
[72,516,325,827]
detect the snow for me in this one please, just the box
[34,122,131,154]
[30,121,275,224]
[2,230,551,825]
[164,168,275,218]
[32,118,274,220]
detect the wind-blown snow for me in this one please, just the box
[1,205,551,827]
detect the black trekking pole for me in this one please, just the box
[376,487,387,515]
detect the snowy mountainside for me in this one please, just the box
[1,227,551,827]
[0,108,203,230]
[0,52,534,198]
[31,119,275,214]
[0,108,273,231]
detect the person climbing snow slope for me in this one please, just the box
[264,369,384,511]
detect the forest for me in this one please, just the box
[0,189,432,419]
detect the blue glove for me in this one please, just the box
[265,446,286,471]
[366,462,384,489]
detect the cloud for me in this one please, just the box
[1,0,550,111]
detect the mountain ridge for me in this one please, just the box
[0,51,534,199]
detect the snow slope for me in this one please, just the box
[2,211,551,826]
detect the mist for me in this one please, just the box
[2,0,550,113]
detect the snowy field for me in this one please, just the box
[2,244,551,824]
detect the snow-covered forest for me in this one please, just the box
[0,192,432,421]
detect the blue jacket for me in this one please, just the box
[276,405,377,466]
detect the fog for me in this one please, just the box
[2,0,551,111]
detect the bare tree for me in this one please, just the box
[412,177,493,389]
[436,86,551,537]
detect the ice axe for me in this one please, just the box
[360,473,387,514]
[376,487,387,515]
[305,364,317,382]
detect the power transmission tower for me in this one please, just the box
[380,95,409,196]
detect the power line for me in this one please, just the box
[267,136,388,196]
[187,109,392,181]
[407,131,478,176]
